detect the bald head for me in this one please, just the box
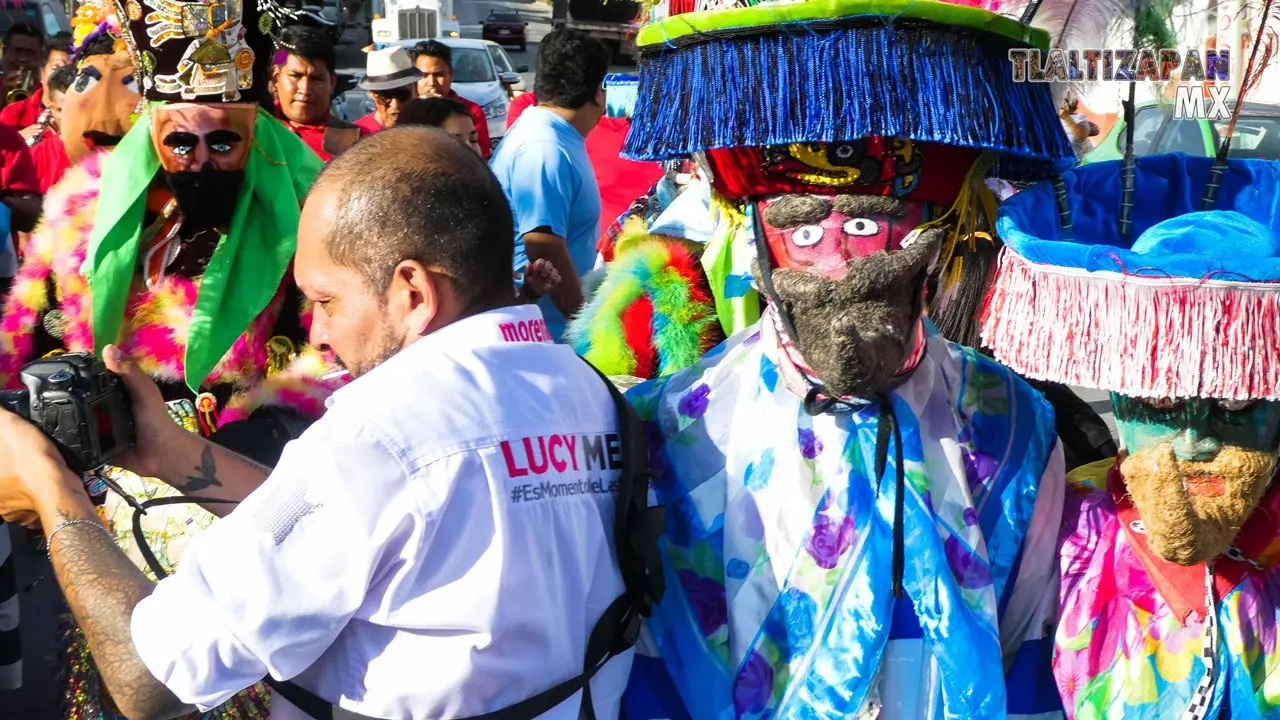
[309,125,515,304]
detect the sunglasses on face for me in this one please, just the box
[372,86,413,103]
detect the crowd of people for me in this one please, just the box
[0,0,1274,717]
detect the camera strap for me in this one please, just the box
[113,362,665,720]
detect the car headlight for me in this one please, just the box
[483,98,507,119]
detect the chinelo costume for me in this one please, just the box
[982,154,1280,718]
[614,0,1080,718]
[0,0,341,715]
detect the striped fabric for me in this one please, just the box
[0,521,20,690]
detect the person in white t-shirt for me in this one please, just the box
[0,126,632,720]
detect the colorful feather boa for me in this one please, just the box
[0,150,345,423]
[569,222,722,379]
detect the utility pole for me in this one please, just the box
[552,0,568,29]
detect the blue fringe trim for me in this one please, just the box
[624,19,1075,180]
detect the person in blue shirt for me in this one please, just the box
[489,28,608,341]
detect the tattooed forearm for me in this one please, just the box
[179,444,222,493]
[45,499,193,720]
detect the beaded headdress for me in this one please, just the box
[107,0,299,103]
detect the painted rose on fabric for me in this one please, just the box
[678,383,711,419]
[798,427,823,459]
[944,535,992,589]
[806,515,855,569]
[763,587,819,659]
[677,569,728,636]
[732,650,775,718]
[962,447,997,494]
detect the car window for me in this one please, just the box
[487,45,513,73]
[1226,115,1280,160]
[490,13,521,22]
[39,2,60,34]
[0,5,44,36]
[1121,106,1166,156]
[1157,117,1209,156]
[452,47,495,83]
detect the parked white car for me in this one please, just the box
[483,39,529,96]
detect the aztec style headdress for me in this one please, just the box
[109,0,300,102]
[981,154,1280,401]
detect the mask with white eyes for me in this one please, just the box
[59,49,141,164]
[756,192,930,280]
[751,192,944,398]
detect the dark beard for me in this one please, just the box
[754,226,943,399]
[164,163,245,231]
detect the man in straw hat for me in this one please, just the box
[983,153,1280,718]
[609,0,1083,717]
[0,0,344,714]
[353,46,420,133]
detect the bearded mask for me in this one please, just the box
[152,102,256,230]
[60,49,141,164]
[752,193,943,398]
[708,137,979,399]
[1115,395,1280,565]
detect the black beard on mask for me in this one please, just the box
[753,226,944,399]
[164,162,245,231]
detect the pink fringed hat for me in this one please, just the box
[980,153,1280,401]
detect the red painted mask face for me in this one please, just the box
[756,193,930,279]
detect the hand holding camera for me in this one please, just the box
[0,352,135,474]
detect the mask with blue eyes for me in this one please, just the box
[1114,394,1280,565]
[151,103,257,230]
[59,48,141,164]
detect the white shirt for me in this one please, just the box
[131,305,632,720]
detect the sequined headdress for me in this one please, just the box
[108,0,298,103]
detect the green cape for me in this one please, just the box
[86,104,323,392]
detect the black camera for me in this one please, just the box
[0,353,134,473]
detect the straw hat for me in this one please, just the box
[359,47,421,92]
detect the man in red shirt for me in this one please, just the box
[272,25,367,161]
[409,40,492,158]
[353,46,419,134]
[0,26,59,132]
[0,122,42,296]
[27,62,72,192]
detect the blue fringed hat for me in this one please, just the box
[623,0,1076,181]
[981,154,1280,401]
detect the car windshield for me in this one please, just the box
[0,5,42,36]
[1216,114,1280,160]
[489,13,521,22]
[452,47,495,83]
[487,45,514,72]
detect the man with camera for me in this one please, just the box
[0,127,643,720]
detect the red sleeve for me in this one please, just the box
[471,103,491,159]
[506,92,536,130]
[31,134,69,194]
[0,124,39,194]
[0,102,23,129]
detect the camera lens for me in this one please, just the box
[48,370,73,383]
